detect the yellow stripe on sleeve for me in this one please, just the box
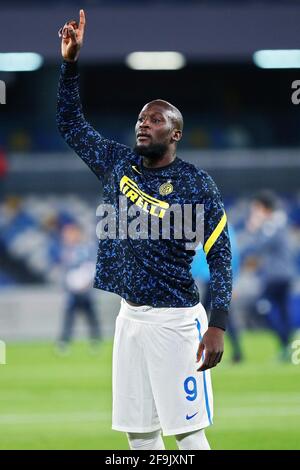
[203,212,227,255]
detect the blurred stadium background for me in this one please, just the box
[0,0,300,450]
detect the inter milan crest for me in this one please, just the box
[159,181,173,196]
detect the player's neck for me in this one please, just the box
[142,152,176,169]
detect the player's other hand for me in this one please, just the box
[59,9,86,63]
[196,327,224,371]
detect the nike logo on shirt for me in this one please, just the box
[132,165,142,175]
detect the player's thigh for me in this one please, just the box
[142,308,213,433]
[112,315,160,431]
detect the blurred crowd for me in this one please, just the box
[1,113,297,153]
[0,194,97,286]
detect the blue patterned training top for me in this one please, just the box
[57,61,232,330]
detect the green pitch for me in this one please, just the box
[0,331,299,450]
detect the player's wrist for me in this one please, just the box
[63,57,78,63]
[207,325,225,334]
[208,308,228,331]
[61,60,79,78]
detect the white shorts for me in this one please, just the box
[112,299,213,436]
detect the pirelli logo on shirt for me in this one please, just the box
[120,175,169,219]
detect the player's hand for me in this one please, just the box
[196,327,224,371]
[58,9,86,63]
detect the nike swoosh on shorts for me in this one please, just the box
[186,412,199,420]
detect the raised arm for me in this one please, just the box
[56,10,131,180]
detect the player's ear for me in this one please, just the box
[171,129,182,143]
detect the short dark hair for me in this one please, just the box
[253,190,277,211]
[144,99,184,131]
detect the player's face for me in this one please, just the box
[135,104,174,148]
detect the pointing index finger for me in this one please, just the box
[79,9,86,32]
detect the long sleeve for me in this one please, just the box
[56,61,132,180]
[200,171,233,330]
